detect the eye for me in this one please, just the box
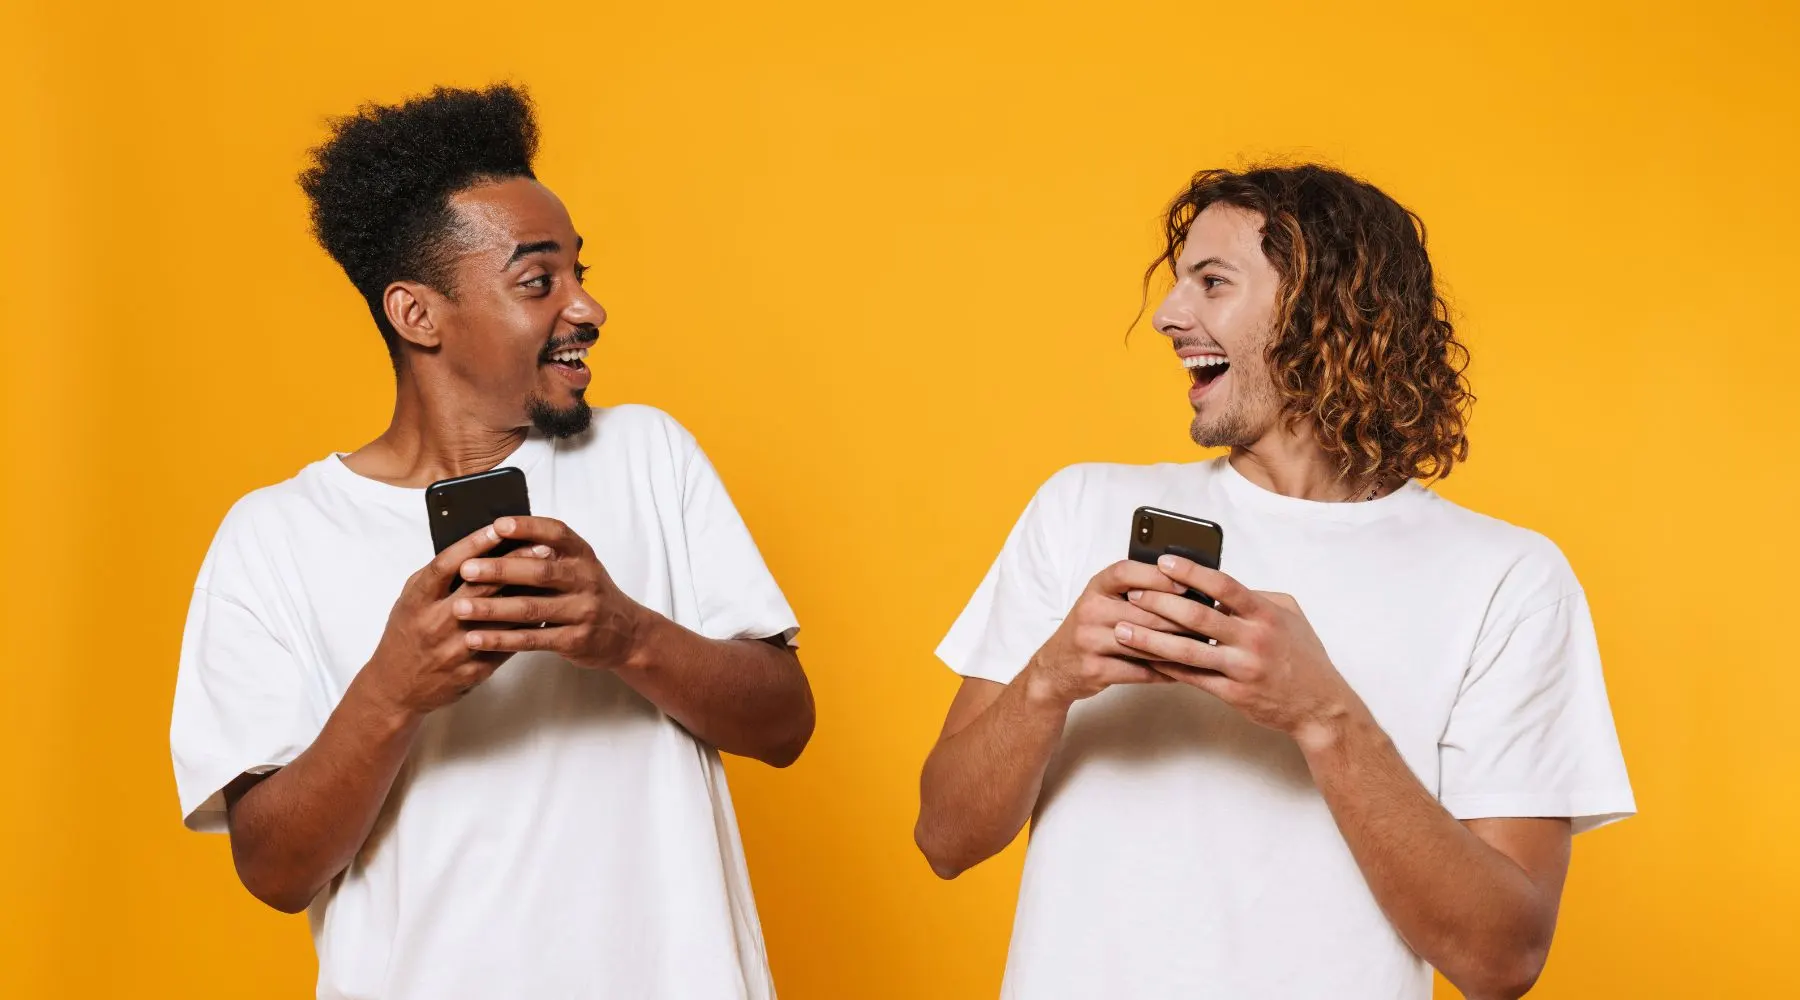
[1201,275,1227,290]
[521,273,552,292]
[574,262,590,285]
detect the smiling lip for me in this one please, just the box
[1179,348,1230,404]
[550,362,591,390]
[543,344,593,390]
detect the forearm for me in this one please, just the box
[617,610,813,767]
[915,668,1069,879]
[225,673,421,913]
[1303,710,1556,999]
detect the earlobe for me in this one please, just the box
[384,281,442,350]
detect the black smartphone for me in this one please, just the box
[1128,506,1226,644]
[427,468,532,590]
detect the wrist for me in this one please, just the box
[616,603,665,673]
[1019,653,1075,713]
[347,666,427,739]
[1292,695,1373,759]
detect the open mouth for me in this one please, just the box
[542,345,589,373]
[1183,354,1231,390]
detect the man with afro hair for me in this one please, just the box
[170,84,813,999]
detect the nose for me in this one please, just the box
[564,284,607,330]
[1150,288,1192,340]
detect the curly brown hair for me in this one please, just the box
[1146,164,1474,486]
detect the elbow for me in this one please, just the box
[1455,944,1550,1000]
[236,865,316,915]
[231,844,318,915]
[760,695,815,769]
[913,817,970,881]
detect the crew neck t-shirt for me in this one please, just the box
[171,404,797,1000]
[937,457,1634,999]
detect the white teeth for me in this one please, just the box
[1182,354,1229,369]
[549,347,589,364]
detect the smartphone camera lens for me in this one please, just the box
[1138,516,1152,540]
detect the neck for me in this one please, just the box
[342,369,529,488]
[1227,425,1384,502]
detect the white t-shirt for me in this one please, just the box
[170,404,798,1000]
[938,457,1634,999]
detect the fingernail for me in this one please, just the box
[465,632,483,648]
[1158,555,1177,571]
[462,561,482,580]
[1115,623,1132,640]
[453,599,472,617]
[532,545,553,558]
[496,517,515,534]
[1127,590,1143,601]
[485,526,500,542]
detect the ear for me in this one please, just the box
[383,280,448,350]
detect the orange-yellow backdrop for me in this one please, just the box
[4,1,1796,996]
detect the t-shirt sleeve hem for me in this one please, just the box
[179,759,294,834]
[935,636,1024,686]
[1441,790,1637,835]
[702,614,802,648]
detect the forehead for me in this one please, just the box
[1177,202,1268,266]
[447,178,576,258]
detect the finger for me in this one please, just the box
[494,516,585,554]
[1112,621,1245,677]
[465,624,572,653]
[1092,559,1187,598]
[1153,556,1259,617]
[1080,623,1184,673]
[1108,659,1178,684]
[1080,645,1177,686]
[424,524,506,591]
[452,594,576,625]
[1126,589,1243,643]
[1115,600,1193,636]
[1149,660,1242,698]
[462,552,577,589]
[455,580,505,601]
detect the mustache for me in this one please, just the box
[1170,337,1225,354]
[540,325,600,359]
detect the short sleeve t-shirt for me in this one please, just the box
[170,404,798,1000]
[938,458,1634,1000]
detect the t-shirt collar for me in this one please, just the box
[1213,455,1426,524]
[319,433,553,507]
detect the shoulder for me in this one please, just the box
[191,464,327,593]
[1416,492,1583,610]
[1029,459,1214,515]
[546,404,703,482]
[1034,459,1209,499]
[581,403,700,459]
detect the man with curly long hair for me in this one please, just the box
[169,84,813,998]
[916,165,1633,998]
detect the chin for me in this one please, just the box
[526,392,592,439]
[1190,410,1255,450]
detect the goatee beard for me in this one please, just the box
[527,392,592,439]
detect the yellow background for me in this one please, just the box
[4,0,1796,996]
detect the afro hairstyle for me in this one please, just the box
[298,83,540,359]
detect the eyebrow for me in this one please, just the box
[1188,256,1240,273]
[504,236,583,268]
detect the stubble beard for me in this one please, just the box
[1189,359,1280,450]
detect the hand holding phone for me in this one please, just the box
[1127,506,1225,644]
[427,468,532,590]
[362,523,518,718]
